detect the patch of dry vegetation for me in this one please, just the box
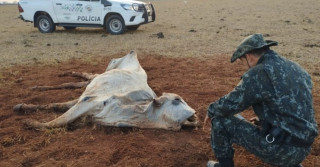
[0,0,319,71]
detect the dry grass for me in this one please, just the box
[0,0,320,70]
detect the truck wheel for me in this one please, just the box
[126,25,140,31]
[106,15,125,35]
[36,15,55,33]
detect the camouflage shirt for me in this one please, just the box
[208,50,318,141]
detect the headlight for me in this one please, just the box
[121,4,132,10]
[121,3,140,12]
[132,3,139,11]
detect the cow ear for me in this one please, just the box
[153,96,166,106]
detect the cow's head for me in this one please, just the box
[93,91,199,130]
[153,93,199,130]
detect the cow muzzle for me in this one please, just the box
[182,114,199,128]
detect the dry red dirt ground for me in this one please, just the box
[0,54,319,167]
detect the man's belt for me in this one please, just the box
[265,127,314,148]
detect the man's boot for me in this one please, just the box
[207,158,234,167]
[207,160,220,167]
[293,164,303,167]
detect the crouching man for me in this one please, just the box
[205,34,318,167]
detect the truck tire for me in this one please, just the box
[106,15,125,35]
[126,25,140,31]
[36,15,55,33]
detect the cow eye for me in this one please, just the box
[172,98,181,105]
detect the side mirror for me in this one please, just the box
[101,0,112,7]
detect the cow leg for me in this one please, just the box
[13,99,78,113]
[24,100,96,128]
[31,81,90,91]
[31,71,98,91]
[58,71,98,80]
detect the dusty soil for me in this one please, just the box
[0,54,319,167]
[1,0,320,166]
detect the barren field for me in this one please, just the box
[0,0,319,166]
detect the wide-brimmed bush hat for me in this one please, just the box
[231,34,278,63]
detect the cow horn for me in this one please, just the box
[153,96,166,106]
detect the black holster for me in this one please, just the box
[261,121,313,147]
[261,121,273,136]
[261,121,285,144]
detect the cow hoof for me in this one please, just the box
[13,104,23,112]
[31,86,45,91]
[23,119,43,129]
[23,119,35,129]
[31,86,38,90]
[31,86,48,91]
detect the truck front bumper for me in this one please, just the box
[142,3,155,24]
[125,3,155,26]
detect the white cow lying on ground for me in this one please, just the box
[14,51,199,130]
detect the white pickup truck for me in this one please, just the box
[18,0,155,34]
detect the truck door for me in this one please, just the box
[53,0,103,24]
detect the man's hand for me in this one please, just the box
[249,116,260,126]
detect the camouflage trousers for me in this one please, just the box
[210,115,311,167]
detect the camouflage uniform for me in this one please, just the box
[208,41,318,166]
